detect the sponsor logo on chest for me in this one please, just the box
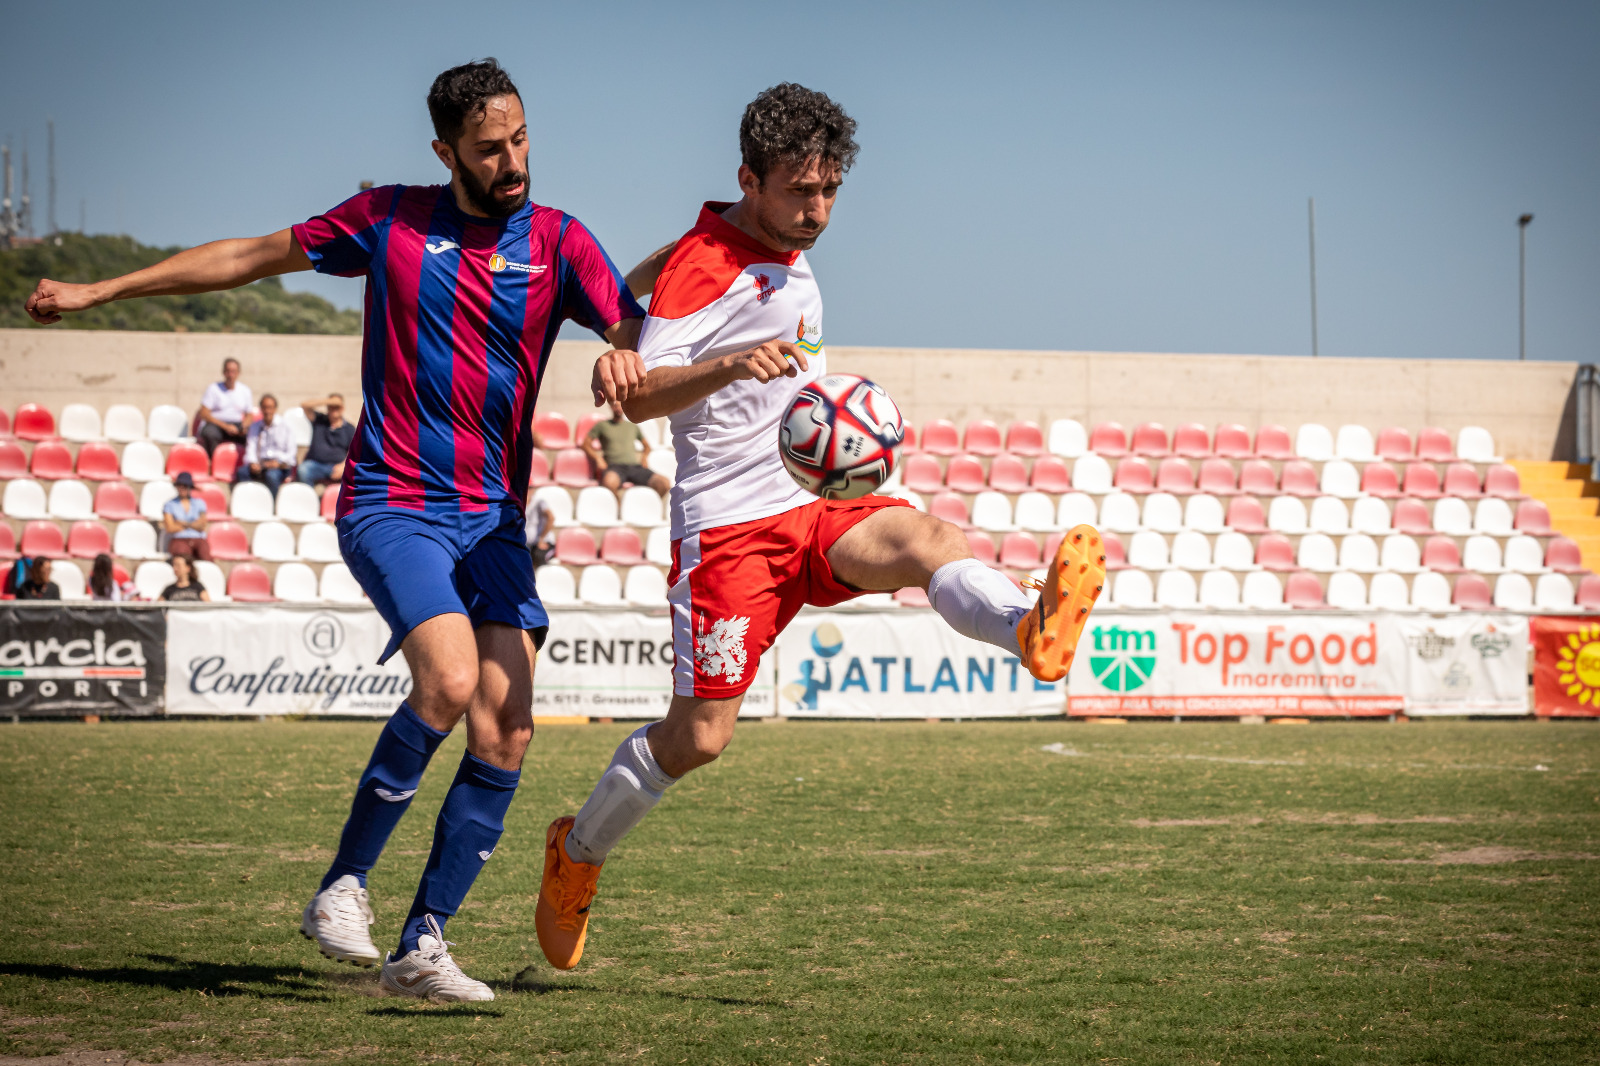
[489,253,548,275]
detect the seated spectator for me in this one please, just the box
[197,357,255,457]
[526,491,554,567]
[240,394,296,497]
[16,558,61,600]
[162,472,212,560]
[88,553,138,601]
[160,555,210,602]
[585,400,669,497]
[297,394,355,486]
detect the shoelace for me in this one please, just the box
[417,915,474,983]
[324,882,375,934]
[549,867,600,930]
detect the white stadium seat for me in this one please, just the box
[1267,495,1308,534]
[1350,496,1394,535]
[103,404,148,443]
[1410,570,1454,612]
[1048,418,1088,458]
[1013,492,1058,532]
[886,487,926,511]
[1368,571,1412,610]
[1183,493,1226,533]
[134,561,175,602]
[575,485,622,528]
[578,564,623,605]
[112,520,161,560]
[536,565,577,605]
[1319,460,1361,498]
[273,562,321,603]
[646,449,677,481]
[533,485,576,527]
[645,526,673,567]
[1213,532,1257,570]
[1296,533,1339,571]
[1338,533,1380,572]
[1127,530,1170,570]
[1431,497,1473,537]
[1456,426,1498,463]
[195,560,229,601]
[624,565,669,607]
[1156,569,1197,608]
[1461,535,1504,573]
[1109,568,1154,608]
[638,418,665,449]
[138,479,176,520]
[147,405,191,443]
[1473,497,1514,536]
[1326,571,1368,609]
[1057,492,1097,529]
[298,522,343,562]
[275,482,322,523]
[877,464,902,494]
[1493,572,1533,611]
[970,491,1014,532]
[1294,422,1334,461]
[1308,496,1351,534]
[619,486,666,527]
[1071,453,1113,494]
[1241,571,1287,610]
[58,403,103,442]
[1198,569,1241,608]
[251,521,298,561]
[48,480,95,521]
[1141,492,1182,534]
[1169,530,1212,570]
[1504,535,1546,574]
[1334,424,1376,462]
[54,562,87,600]
[321,563,368,604]
[282,406,314,448]
[1380,534,1423,573]
[1535,572,1576,610]
[120,440,166,482]
[1099,492,1141,533]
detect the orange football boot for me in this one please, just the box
[1017,523,1106,682]
[535,816,602,971]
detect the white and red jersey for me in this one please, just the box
[640,202,826,539]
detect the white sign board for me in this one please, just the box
[1396,613,1529,716]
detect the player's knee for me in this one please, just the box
[925,514,972,561]
[418,662,478,719]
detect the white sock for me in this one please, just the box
[927,558,1032,656]
[566,725,677,866]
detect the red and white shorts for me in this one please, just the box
[667,495,911,698]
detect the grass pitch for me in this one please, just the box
[0,719,1596,1065]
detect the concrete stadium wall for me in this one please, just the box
[1,329,1578,460]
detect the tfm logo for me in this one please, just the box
[1171,622,1377,685]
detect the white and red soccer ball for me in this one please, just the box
[779,373,905,500]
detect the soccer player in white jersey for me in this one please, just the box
[535,84,1105,970]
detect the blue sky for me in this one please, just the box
[2,0,1595,360]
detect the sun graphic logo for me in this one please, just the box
[1556,623,1600,705]
[1087,625,1157,693]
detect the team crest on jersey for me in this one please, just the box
[489,253,547,275]
[795,314,822,355]
[753,273,777,303]
[695,615,750,683]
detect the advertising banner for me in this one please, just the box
[0,604,166,716]
[1398,614,1528,716]
[773,609,1064,718]
[1065,610,1404,716]
[1531,616,1600,717]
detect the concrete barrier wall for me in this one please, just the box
[1,329,1577,460]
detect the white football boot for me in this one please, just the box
[379,914,495,1002]
[299,874,382,967]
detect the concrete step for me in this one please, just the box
[1546,499,1600,520]
[1520,479,1592,499]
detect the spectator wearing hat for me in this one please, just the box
[197,357,255,457]
[297,394,356,487]
[240,393,296,498]
[163,472,212,561]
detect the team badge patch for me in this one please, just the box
[695,616,751,683]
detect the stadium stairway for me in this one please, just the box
[1511,461,1600,569]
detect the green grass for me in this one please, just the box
[0,719,1597,1065]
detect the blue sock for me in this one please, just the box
[319,702,448,892]
[397,751,520,955]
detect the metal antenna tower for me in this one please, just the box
[19,136,32,237]
[0,141,15,248]
[47,119,57,235]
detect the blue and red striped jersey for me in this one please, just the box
[292,184,643,517]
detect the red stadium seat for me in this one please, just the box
[903,454,945,494]
[900,424,918,454]
[1255,534,1296,571]
[1285,571,1326,608]
[1376,427,1414,461]
[1360,462,1402,498]
[0,441,27,480]
[75,442,121,481]
[945,455,987,494]
[999,532,1043,570]
[21,520,67,559]
[0,525,16,560]
[1421,535,1464,572]
[67,520,111,559]
[963,419,1002,456]
[552,448,596,488]
[1416,427,1455,462]
[929,492,972,528]
[1225,496,1268,533]
[1213,423,1252,458]
[534,412,574,449]
[1042,529,1065,563]
[1402,462,1443,499]
[1278,460,1319,498]
[207,522,254,561]
[198,485,231,520]
[573,414,606,451]
[1451,572,1493,610]
[0,409,10,437]
[920,419,960,456]
[166,442,212,483]
[1155,458,1196,494]
[1171,422,1211,458]
[1515,499,1553,535]
[227,563,276,602]
[987,454,1029,494]
[1483,464,1523,499]
[964,530,998,566]
[528,450,551,487]
[1392,498,1435,535]
[1545,536,1586,573]
[1113,457,1154,493]
[894,585,931,607]
[93,482,139,521]
[1028,456,1072,494]
[600,527,645,566]
[1101,531,1128,570]
[113,562,131,585]
[29,441,74,480]
[1197,458,1239,495]
[1088,421,1128,457]
[13,403,57,442]
[1442,462,1483,498]
[0,565,12,599]
[319,487,337,520]
[1003,421,1044,457]
[1578,574,1600,610]
[1253,424,1293,459]
[211,443,239,483]
[1131,422,1169,457]
[555,528,599,565]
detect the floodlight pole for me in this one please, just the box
[1308,197,1319,357]
[1518,214,1533,360]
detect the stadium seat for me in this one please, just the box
[534,411,574,449]
[2,562,18,597]
[894,585,932,608]
[1297,533,1339,571]
[1294,423,1334,462]
[1142,492,1182,534]
[21,521,67,559]
[535,565,577,606]
[1456,426,1498,463]
[945,455,987,494]
[1057,492,1096,529]
[1255,534,1296,571]
[619,486,665,527]
[1375,427,1414,461]
[963,419,1002,456]
[903,454,944,494]
[1003,421,1044,457]
[920,419,960,456]
[1029,455,1072,493]
[135,561,177,602]
[1213,423,1252,458]
[645,526,673,566]
[533,485,575,526]
[624,565,668,607]
[1503,534,1546,574]
[528,450,551,487]
[1199,569,1241,608]
[1266,496,1308,534]
[1493,572,1533,610]
[1319,460,1361,498]
[1131,422,1169,457]
[1451,572,1493,610]
[1368,572,1412,611]
[1224,496,1268,534]
[1113,457,1155,493]
[1110,568,1154,608]
[274,563,322,603]
[1000,532,1043,570]
[1236,460,1277,497]
[1350,496,1394,535]
[1213,532,1256,571]
[1462,535,1504,573]
[112,520,161,561]
[1380,534,1423,573]
[987,453,1029,493]
[277,406,314,449]
[1155,457,1195,494]
[298,522,342,562]
[1253,424,1294,460]
[1334,424,1376,461]
[1326,571,1368,609]
[1473,497,1514,536]
[575,485,621,527]
[319,487,337,521]
[1431,497,1473,536]
[1088,421,1129,457]
[1309,496,1351,534]
[48,480,95,521]
[552,448,595,488]
[251,521,298,561]
[1535,572,1576,610]
[1514,498,1553,535]
[930,491,972,528]
[1169,530,1211,570]
[646,448,677,482]
[1279,460,1319,498]
[1098,492,1141,534]
[0,441,26,480]
[1392,498,1434,535]
[1013,492,1057,533]
[190,559,223,598]
[1338,533,1380,572]
[29,441,75,480]
[52,561,86,600]
[1101,531,1128,570]
[1416,427,1455,462]
[321,563,367,604]
[1483,464,1523,499]
[555,527,599,566]
[970,491,1014,532]
[13,404,56,442]
[55,403,101,444]
[1046,419,1087,458]
[1170,422,1210,458]
[120,440,165,482]
[74,442,121,481]
[1442,463,1483,498]
[227,563,275,603]
[1400,463,1443,499]
[965,530,998,566]
[600,527,646,566]
[103,404,147,443]
[1196,458,1238,496]
[1285,571,1326,608]
[1580,575,1600,610]
[0,525,15,561]
[275,482,321,523]
[229,481,275,522]
[573,413,606,451]
[1421,535,1464,573]
[144,405,189,444]
[3,479,49,520]
[1410,571,1452,611]
[1184,493,1227,533]
[1545,536,1585,573]
[1360,462,1402,498]
[1156,569,1197,608]
[1241,571,1286,610]
[211,443,239,482]
[1070,453,1113,494]
[1127,530,1169,570]
[93,481,139,521]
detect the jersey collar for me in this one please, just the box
[699,202,801,266]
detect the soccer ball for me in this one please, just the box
[779,374,905,500]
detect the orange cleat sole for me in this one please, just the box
[1018,523,1106,683]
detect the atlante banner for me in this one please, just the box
[0,604,166,716]
[1531,616,1600,718]
[1397,614,1528,716]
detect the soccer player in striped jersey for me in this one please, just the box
[25,59,645,1002]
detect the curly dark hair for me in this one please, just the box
[739,83,859,182]
[427,59,520,145]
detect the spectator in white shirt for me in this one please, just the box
[240,394,296,497]
[197,358,255,457]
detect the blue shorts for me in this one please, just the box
[338,504,549,664]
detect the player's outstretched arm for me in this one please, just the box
[25,228,311,324]
[591,340,809,421]
[623,242,676,300]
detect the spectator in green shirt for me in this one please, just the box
[585,400,669,497]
